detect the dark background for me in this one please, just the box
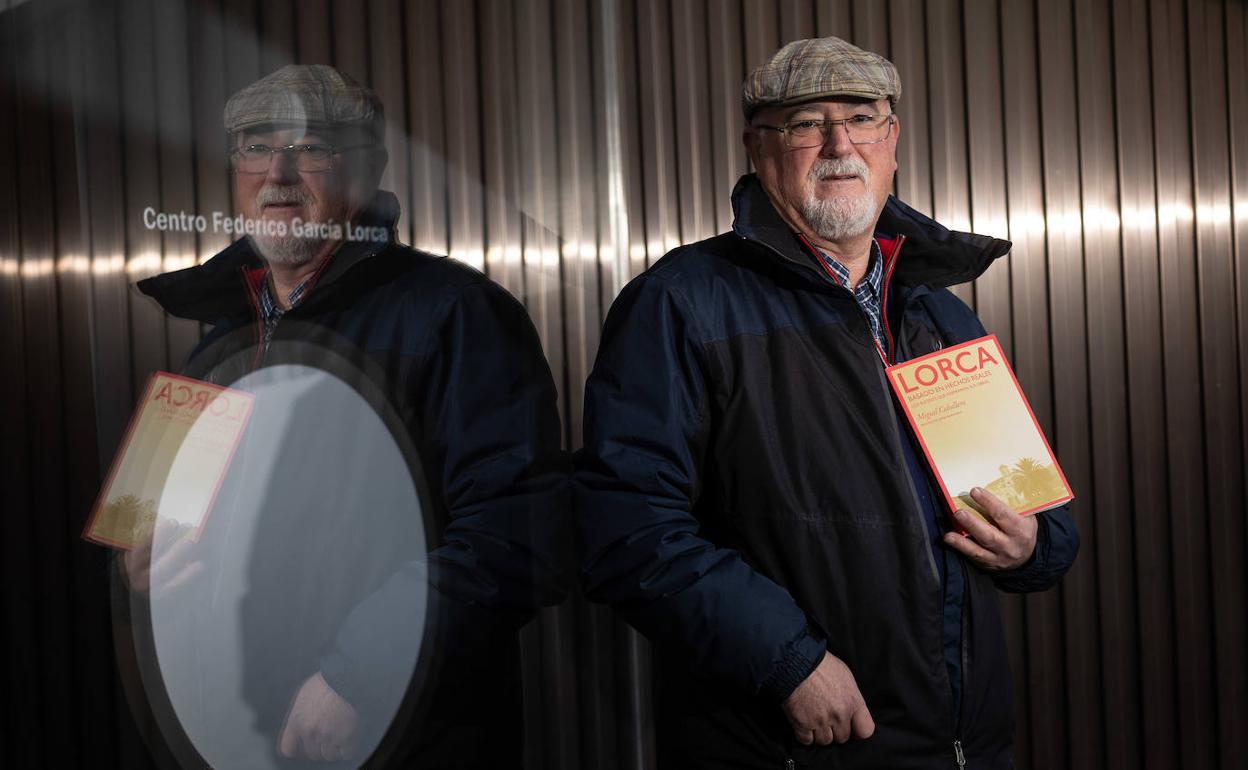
[2,0,1245,768]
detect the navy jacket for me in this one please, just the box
[137,191,570,767]
[576,175,1079,769]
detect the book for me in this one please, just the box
[82,372,255,550]
[885,335,1073,517]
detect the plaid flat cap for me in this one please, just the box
[223,64,385,142]
[742,36,901,119]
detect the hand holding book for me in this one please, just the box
[942,486,1038,571]
[885,335,1074,517]
[84,372,256,551]
[118,517,203,599]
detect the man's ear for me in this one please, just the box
[887,114,900,172]
[742,126,760,165]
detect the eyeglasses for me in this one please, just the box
[753,113,895,148]
[229,143,373,174]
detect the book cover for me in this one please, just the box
[885,335,1073,517]
[83,372,255,550]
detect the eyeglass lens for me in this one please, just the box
[787,116,891,148]
[232,145,333,173]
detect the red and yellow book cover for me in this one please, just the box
[83,372,255,550]
[885,335,1073,517]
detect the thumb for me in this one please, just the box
[851,705,876,739]
[278,714,298,757]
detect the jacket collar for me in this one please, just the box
[730,174,1010,289]
[137,190,402,322]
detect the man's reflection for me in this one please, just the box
[121,64,570,769]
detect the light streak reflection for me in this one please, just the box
[1195,203,1231,225]
[127,252,163,277]
[10,198,1234,288]
[94,255,126,275]
[57,255,91,274]
[449,247,484,270]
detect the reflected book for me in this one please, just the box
[82,372,255,550]
[885,335,1073,517]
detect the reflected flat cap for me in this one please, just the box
[742,36,901,119]
[223,64,385,141]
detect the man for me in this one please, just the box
[577,37,1079,768]
[125,65,568,768]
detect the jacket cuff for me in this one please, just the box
[992,512,1050,592]
[760,626,827,703]
[317,650,360,705]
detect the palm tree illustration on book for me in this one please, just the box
[955,458,1067,513]
[98,494,158,544]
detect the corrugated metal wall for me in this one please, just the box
[2,0,1245,767]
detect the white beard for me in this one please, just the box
[250,184,326,267]
[251,231,324,267]
[800,157,879,241]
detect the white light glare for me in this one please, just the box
[449,247,484,270]
[127,252,163,276]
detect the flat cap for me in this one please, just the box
[742,36,901,119]
[223,64,385,142]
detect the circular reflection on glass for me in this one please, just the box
[143,363,428,769]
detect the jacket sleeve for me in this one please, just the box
[416,280,571,612]
[320,279,571,710]
[576,273,827,703]
[990,504,1080,593]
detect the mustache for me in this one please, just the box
[807,157,870,183]
[256,185,314,207]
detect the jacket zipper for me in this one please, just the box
[891,259,973,767]
[890,271,973,767]
[951,558,971,766]
[751,232,962,766]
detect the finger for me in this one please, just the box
[150,530,196,575]
[969,487,1022,532]
[829,711,853,744]
[165,561,204,590]
[278,720,298,758]
[851,706,876,739]
[150,543,200,592]
[943,530,1001,569]
[813,724,836,746]
[834,722,850,744]
[152,562,204,600]
[951,508,1005,551]
[145,518,181,559]
[794,727,815,746]
[317,742,342,762]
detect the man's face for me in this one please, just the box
[744,98,899,244]
[231,126,378,266]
